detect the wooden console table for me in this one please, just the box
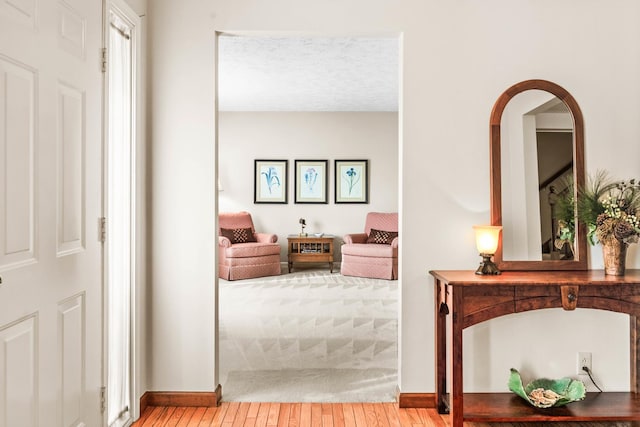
[429,269,640,426]
[287,235,334,273]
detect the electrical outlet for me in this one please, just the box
[577,352,592,375]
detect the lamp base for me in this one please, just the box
[475,254,501,275]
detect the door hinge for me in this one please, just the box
[101,48,107,73]
[100,217,107,243]
[100,386,106,413]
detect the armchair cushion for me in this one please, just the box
[224,243,281,258]
[366,228,398,245]
[341,243,397,258]
[220,227,257,244]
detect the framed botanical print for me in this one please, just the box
[254,159,288,203]
[294,160,328,204]
[335,159,369,203]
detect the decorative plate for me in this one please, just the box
[508,368,586,408]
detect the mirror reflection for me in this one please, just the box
[490,79,587,271]
[500,90,574,261]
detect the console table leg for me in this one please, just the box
[435,279,448,413]
[449,287,464,427]
[631,314,640,393]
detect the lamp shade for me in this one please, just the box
[473,225,502,254]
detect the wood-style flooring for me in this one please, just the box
[132,403,636,426]
[131,402,448,427]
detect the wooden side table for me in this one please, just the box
[287,235,334,273]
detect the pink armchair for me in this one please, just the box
[218,211,281,280]
[340,212,398,280]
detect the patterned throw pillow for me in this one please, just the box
[366,228,398,245]
[220,227,257,244]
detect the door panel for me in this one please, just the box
[0,315,37,427]
[58,1,87,59]
[0,56,36,269]
[0,0,103,426]
[57,82,85,256]
[59,294,85,427]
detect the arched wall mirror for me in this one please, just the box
[490,79,587,271]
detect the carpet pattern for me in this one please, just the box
[219,269,398,402]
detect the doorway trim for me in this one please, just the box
[213,30,403,402]
[102,0,142,423]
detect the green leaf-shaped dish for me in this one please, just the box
[508,368,586,408]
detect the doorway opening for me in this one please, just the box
[215,33,401,402]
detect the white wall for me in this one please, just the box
[148,0,640,395]
[219,112,398,262]
[123,0,146,15]
[147,2,216,391]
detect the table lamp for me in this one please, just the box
[473,225,502,275]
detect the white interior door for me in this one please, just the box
[0,0,104,426]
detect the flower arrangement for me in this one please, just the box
[577,171,640,247]
[553,170,640,274]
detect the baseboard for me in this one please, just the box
[396,387,436,408]
[141,384,222,410]
[140,391,150,414]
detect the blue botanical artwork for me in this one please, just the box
[261,166,281,194]
[256,161,286,203]
[296,160,327,202]
[304,167,318,192]
[336,160,368,203]
[343,167,361,196]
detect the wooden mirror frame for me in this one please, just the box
[490,79,587,271]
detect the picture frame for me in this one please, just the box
[254,159,288,204]
[294,160,328,204]
[335,159,369,204]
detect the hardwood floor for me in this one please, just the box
[132,403,638,426]
[131,402,449,427]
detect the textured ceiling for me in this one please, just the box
[218,35,399,112]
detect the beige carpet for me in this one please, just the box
[218,268,398,402]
